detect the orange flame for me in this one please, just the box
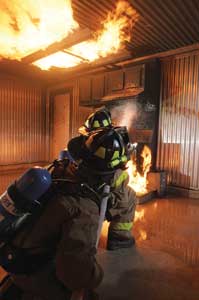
[71,1,138,61]
[0,0,78,60]
[33,1,139,69]
[127,145,152,195]
[139,229,147,241]
[134,209,145,222]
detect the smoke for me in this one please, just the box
[109,101,137,129]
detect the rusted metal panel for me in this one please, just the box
[0,76,49,165]
[157,51,199,189]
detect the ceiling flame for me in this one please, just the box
[70,0,138,61]
[127,145,152,195]
[0,0,78,60]
[34,0,139,70]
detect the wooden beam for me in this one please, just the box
[21,28,92,64]
[62,49,89,62]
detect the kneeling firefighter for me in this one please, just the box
[1,128,130,300]
[67,107,137,250]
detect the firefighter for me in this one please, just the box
[68,107,112,161]
[67,107,137,251]
[8,128,130,300]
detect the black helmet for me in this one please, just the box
[78,108,112,136]
[80,128,128,173]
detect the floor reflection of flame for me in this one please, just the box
[101,221,109,238]
[139,229,147,241]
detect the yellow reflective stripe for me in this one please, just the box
[109,159,120,168]
[112,171,128,188]
[112,150,120,160]
[93,120,100,128]
[102,119,109,126]
[121,155,127,162]
[110,222,133,231]
[95,146,106,159]
[109,155,128,169]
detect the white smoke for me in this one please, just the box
[109,101,137,129]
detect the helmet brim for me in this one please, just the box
[78,126,90,136]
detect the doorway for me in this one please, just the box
[51,92,71,160]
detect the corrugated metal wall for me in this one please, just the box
[157,51,199,189]
[0,75,49,193]
[0,76,48,165]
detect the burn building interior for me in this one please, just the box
[0,0,199,299]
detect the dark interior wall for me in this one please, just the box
[0,74,49,193]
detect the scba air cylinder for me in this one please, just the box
[0,167,52,239]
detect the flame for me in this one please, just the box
[101,220,109,238]
[0,0,78,60]
[127,145,152,195]
[139,229,147,241]
[70,1,138,61]
[0,1,138,69]
[134,209,145,222]
[33,1,139,69]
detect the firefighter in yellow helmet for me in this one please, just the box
[9,128,131,300]
[67,108,136,250]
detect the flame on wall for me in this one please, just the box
[127,145,152,195]
[0,0,138,69]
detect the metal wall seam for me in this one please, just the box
[157,52,199,189]
[0,77,48,165]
